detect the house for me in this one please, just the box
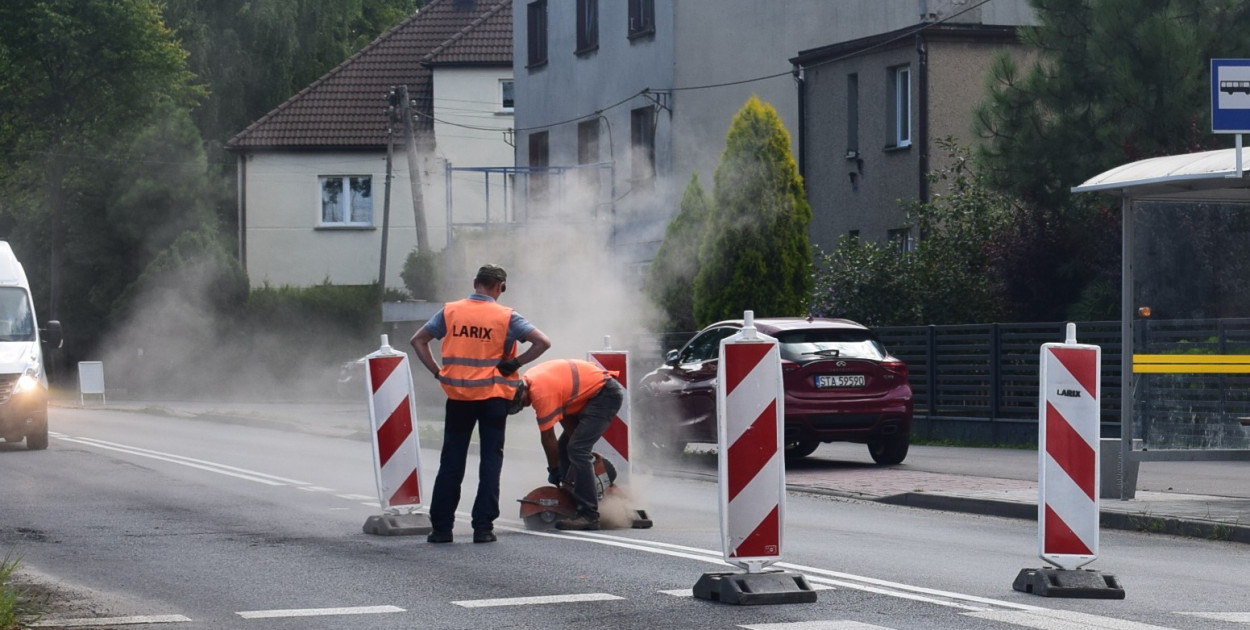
[512,0,1034,275]
[226,0,515,290]
[792,21,1032,255]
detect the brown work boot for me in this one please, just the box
[555,512,600,531]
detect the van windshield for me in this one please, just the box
[0,287,35,342]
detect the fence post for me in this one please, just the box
[926,324,937,418]
[990,323,1002,420]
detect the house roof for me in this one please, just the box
[791,23,1019,67]
[1072,147,1250,201]
[226,0,511,151]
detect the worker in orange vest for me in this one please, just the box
[508,358,624,531]
[411,264,551,543]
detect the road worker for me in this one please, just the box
[411,264,551,543]
[508,358,624,531]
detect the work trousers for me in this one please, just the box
[429,397,508,532]
[557,378,624,518]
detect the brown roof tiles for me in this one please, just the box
[227,0,511,150]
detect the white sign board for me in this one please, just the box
[78,361,105,404]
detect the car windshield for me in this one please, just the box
[0,287,35,342]
[775,329,887,362]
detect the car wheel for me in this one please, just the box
[26,418,49,451]
[868,434,909,465]
[784,438,820,460]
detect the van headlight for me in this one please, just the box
[14,360,41,394]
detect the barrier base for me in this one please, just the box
[631,509,653,529]
[362,512,432,536]
[1012,567,1125,599]
[692,570,818,605]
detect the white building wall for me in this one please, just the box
[433,66,516,232]
[243,68,515,290]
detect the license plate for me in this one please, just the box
[815,374,865,388]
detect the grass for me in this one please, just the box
[0,553,42,630]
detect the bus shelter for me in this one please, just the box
[1073,147,1250,499]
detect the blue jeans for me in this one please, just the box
[557,379,624,518]
[429,397,508,532]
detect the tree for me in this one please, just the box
[694,96,812,326]
[0,0,205,324]
[974,0,1250,320]
[645,173,710,332]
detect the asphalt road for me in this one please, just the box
[3,405,1250,629]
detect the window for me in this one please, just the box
[887,228,913,252]
[527,0,547,67]
[528,131,549,202]
[578,119,600,194]
[630,106,655,191]
[320,175,372,226]
[628,0,654,38]
[888,65,911,147]
[500,79,514,112]
[576,0,598,54]
[846,73,859,157]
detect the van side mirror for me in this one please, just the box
[665,349,680,365]
[42,320,63,349]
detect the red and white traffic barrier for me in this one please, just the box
[362,335,430,535]
[717,314,786,570]
[1014,324,1121,598]
[589,337,631,485]
[694,311,815,605]
[1038,324,1101,569]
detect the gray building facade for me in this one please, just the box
[513,0,1035,273]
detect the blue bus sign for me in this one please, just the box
[1212,59,1250,133]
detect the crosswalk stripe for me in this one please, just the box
[236,605,403,619]
[452,593,624,608]
[966,609,1179,629]
[30,615,191,627]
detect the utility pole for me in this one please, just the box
[395,85,430,253]
[379,87,401,304]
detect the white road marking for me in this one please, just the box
[1178,612,1250,622]
[966,609,1180,629]
[30,614,191,626]
[741,622,894,630]
[337,493,376,501]
[452,593,624,608]
[236,605,404,619]
[499,521,1024,613]
[298,486,335,492]
[52,434,310,487]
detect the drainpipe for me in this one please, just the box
[794,63,806,181]
[237,153,247,268]
[916,32,930,206]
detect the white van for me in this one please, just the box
[0,241,61,450]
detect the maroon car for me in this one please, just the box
[636,317,913,464]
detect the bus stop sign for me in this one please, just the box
[1211,59,1250,133]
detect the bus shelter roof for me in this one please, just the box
[1072,147,1250,201]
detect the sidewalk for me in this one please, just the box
[54,396,1250,545]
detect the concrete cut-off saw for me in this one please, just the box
[517,453,653,530]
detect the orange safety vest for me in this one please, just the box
[438,299,520,401]
[524,359,617,431]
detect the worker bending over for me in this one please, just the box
[509,358,624,531]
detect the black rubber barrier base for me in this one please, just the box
[692,570,818,605]
[631,509,654,529]
[362,513,432,536]
[1013,567,1126,599]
